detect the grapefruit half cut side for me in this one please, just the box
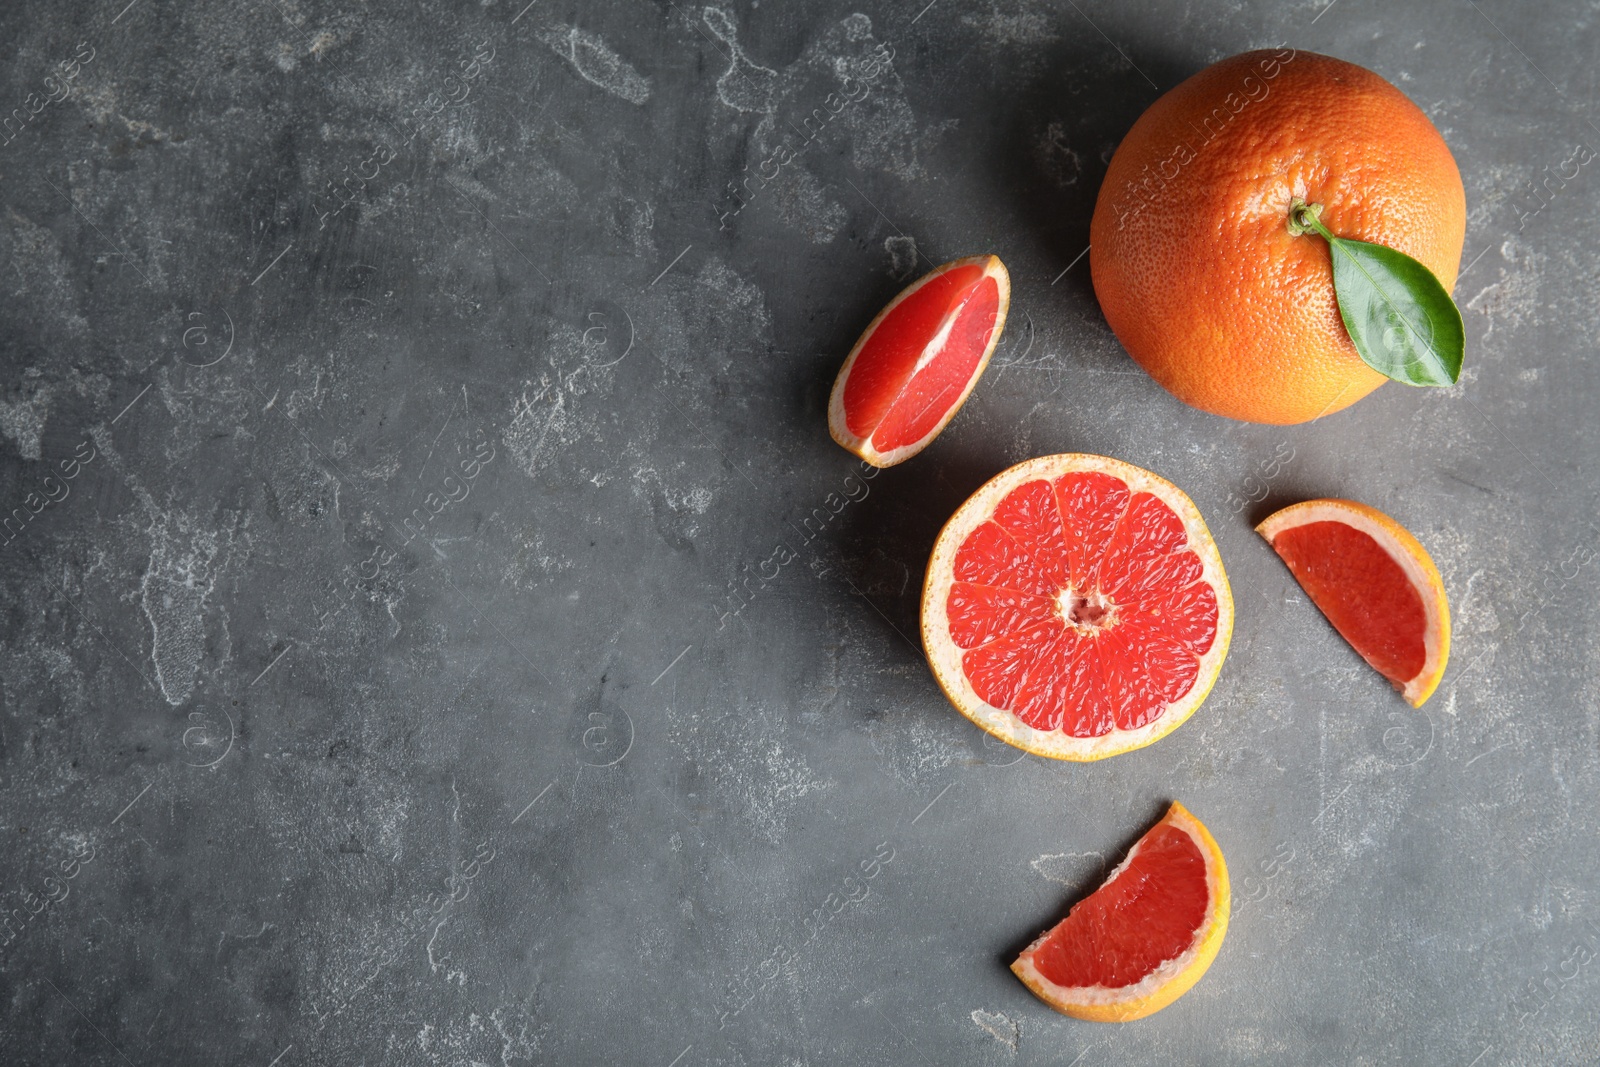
[1012,801,1230,1022]
[1256,498,1450,707]
[828,255,1011,468]
[921,454,1233,761]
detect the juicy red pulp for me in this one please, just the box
[1269,520,1427,687]
[946,472,1219,737]
[842,263,1000,452]
[1031,823,1210,989]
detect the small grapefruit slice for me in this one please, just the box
[828,255,1010,467]
[921,454,1233,761]
[1256,499,1450,707]
[1012,801,1230,1022]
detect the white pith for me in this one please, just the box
[1255,499,1449,705]
[909,300,962,378]
[1056,586,1117,634]
[920,454,1234,761]
[828,255,1011,468]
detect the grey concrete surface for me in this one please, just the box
[0,1,1595,1064]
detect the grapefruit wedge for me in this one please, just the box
[1012,801,1230,1022]
[1256,499,1450,707]
[828,255,1010,467]
[922,454,1233,761]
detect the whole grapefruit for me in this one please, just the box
[1089,49,1466,425]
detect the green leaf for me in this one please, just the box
[1290,201,1464,387]
[1326,235,1464,387]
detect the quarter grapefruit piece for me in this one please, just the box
[922,454,1233,761]
[1012,801,1230,1022]
[828,255,1010,467]
[1256,499,1450,707]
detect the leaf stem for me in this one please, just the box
[1288,198,1334,241]
[1284,196,1464,387]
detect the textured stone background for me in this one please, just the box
[0,1,1595,1064]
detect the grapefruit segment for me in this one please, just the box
[1256,498,1450,707]
[1058,472,1133,586]
[954,522,1057,598]
[922,455,1233,761]
[1012,802,1230,1022]
[829,255,1011,467]
[947,584,1056,650]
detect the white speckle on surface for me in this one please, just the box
[0,380,52,460]
[139,514,225,705]
[538,26,652,104]
[506,390,567,478]
[1030,851,1105,886]
[814,22,927,183]
[610,196,656,255]
[1037,120,1083,188]
[673,707,832,843]
[840,12,873,39]
[1455,568,1500,637]
[3,209,91,337]
[702,6,781,113]
[503,317,627,483]
[426,912,454,975]
[634,470,716,528]
[885,235,918,279]
[772,168,848,243]
[748,741,831,839]
[1465,249,1541,337]
[864,711,961,786]
[307,30,343,58]
[405,998,541,1065]
[694,258,772,334]
[970,1008,1019,1052]
[961,1,1058,48]
[283,357,330,420]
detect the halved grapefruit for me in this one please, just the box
[1012,801,1230,1022]
[1256,499,1450,707]
[828,255,1010,467]
[921,454,1233,761]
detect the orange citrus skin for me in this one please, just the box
[1090,49,1467,425]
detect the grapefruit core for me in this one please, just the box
[1012,801,1231,1022]
[921,455,1233,761]
[828,255,1011,467]
[1256,498,1450,707]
